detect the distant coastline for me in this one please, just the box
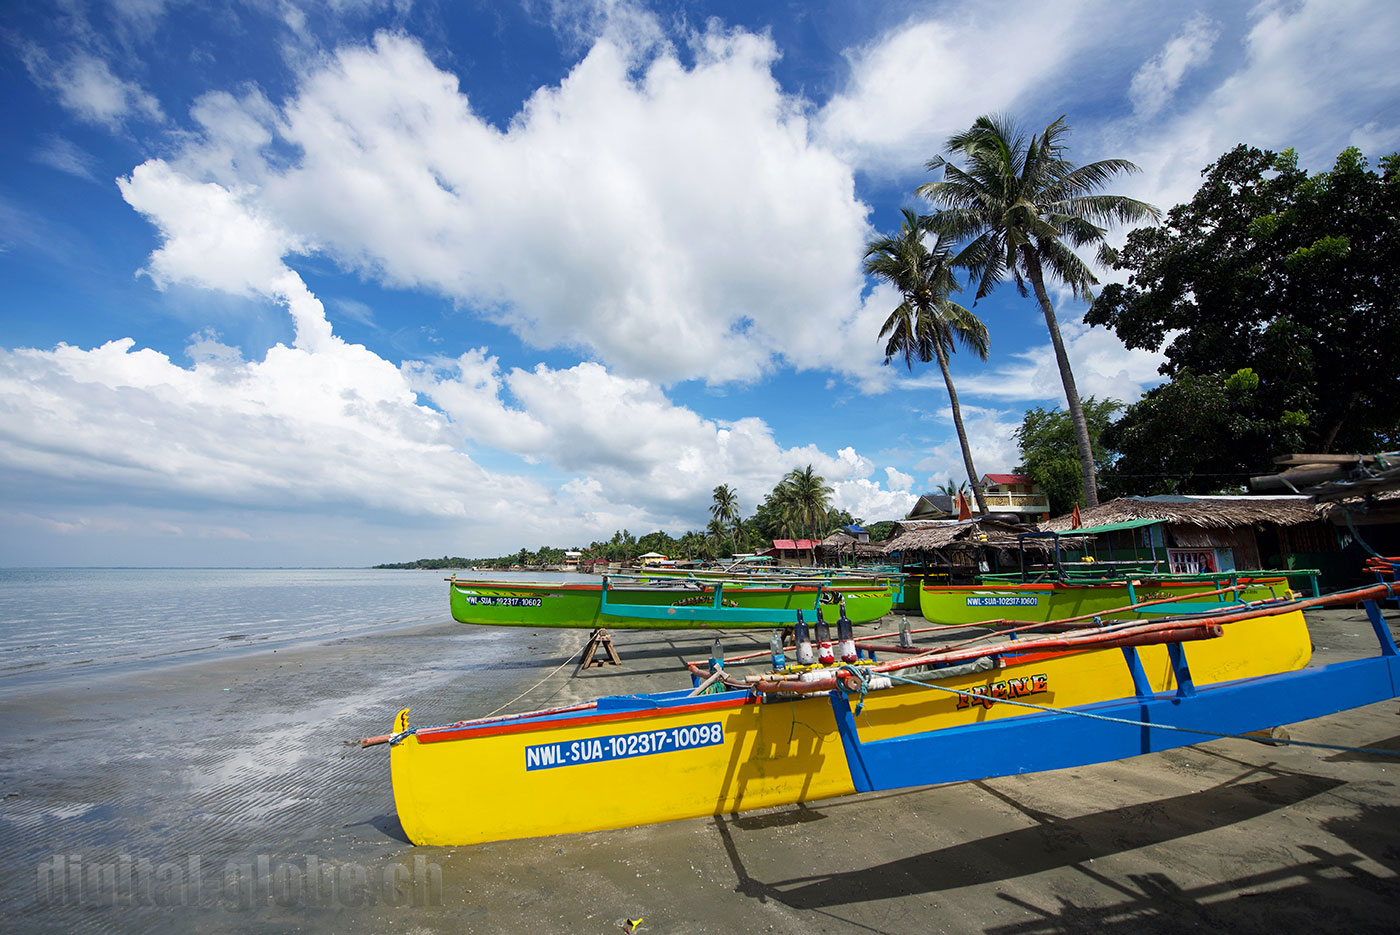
[373,557,479,570]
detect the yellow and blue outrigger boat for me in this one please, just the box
[371,580,1399,847]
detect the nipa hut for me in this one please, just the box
[1037,495,1336,584]
[817,531,886,566]
[880,518,1050,583]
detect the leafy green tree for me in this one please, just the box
[864,208,991,513]
[864,520,898,542]
[1013,397,1122,515]
[1089,144,1400,454]
[919,115,1160,508]
[1102,368,1307,495]
[826,508,857,532]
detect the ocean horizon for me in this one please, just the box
[0,567,586,695]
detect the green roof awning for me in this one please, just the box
[1061,518,1163,535]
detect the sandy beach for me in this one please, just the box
[3,607,1399,934]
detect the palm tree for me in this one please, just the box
[935,478,968,498]
[778,465,833,565]
[865,208,991,515]
[710,484,740,557]
[704,518,727,558]
[917,115,1159,507]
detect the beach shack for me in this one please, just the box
[817,527,884,566]
[880,518,1048,583]
[762,539,818,565]
[1037,495,1341,586]
[637,551,669,566]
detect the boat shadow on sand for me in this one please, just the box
[977,798,1400,935]
[714,764,1356,915]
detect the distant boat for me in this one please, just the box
[447,574,896,629]
[373,580,1400,846]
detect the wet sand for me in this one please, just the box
[3,608,1399,933]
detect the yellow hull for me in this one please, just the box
[389,611,1311,846]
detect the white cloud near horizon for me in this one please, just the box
[0,311,919,555]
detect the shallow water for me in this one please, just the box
[0,568,587,693]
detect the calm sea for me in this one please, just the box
[0,567,584,694]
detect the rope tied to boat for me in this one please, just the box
[835,663,874,715]
[386,727,418,747]
[877,670,1400,758]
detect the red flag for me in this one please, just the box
[1071,503,1082,529]
[956,490,972,520]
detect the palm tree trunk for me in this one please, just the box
[1023,250,1100,508]
[933,340,989,515]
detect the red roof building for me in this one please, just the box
[983,473,1033,486]
[979,473,1050,519]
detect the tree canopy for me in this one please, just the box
[1013,398,1122,515]
[1090,144,1400,458]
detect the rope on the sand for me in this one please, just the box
[480,636,591,719]
[875,671,1400,758]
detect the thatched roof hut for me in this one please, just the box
[881,518,1051,580]
[818,531,887,564]
[1038,495,1333,576]
[1039,495,1321,532]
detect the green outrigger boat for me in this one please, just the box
[918,572,1296,626]
[448,574,896,629]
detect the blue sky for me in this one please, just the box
[2,0,1397,566]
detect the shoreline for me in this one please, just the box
[3,609,1398,933]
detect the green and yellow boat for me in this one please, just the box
[448,575,895,629]
[918,573,1293,626]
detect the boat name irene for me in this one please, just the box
[955,674,1049,709]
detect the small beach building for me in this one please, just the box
[880,518,1048,583]
[817,529,884,566]
[762,539,818,565]
[1037,495,1339,587]
[637,551,669,566]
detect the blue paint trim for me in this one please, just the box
[829,692,874,794]
[839,654,1400,793]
